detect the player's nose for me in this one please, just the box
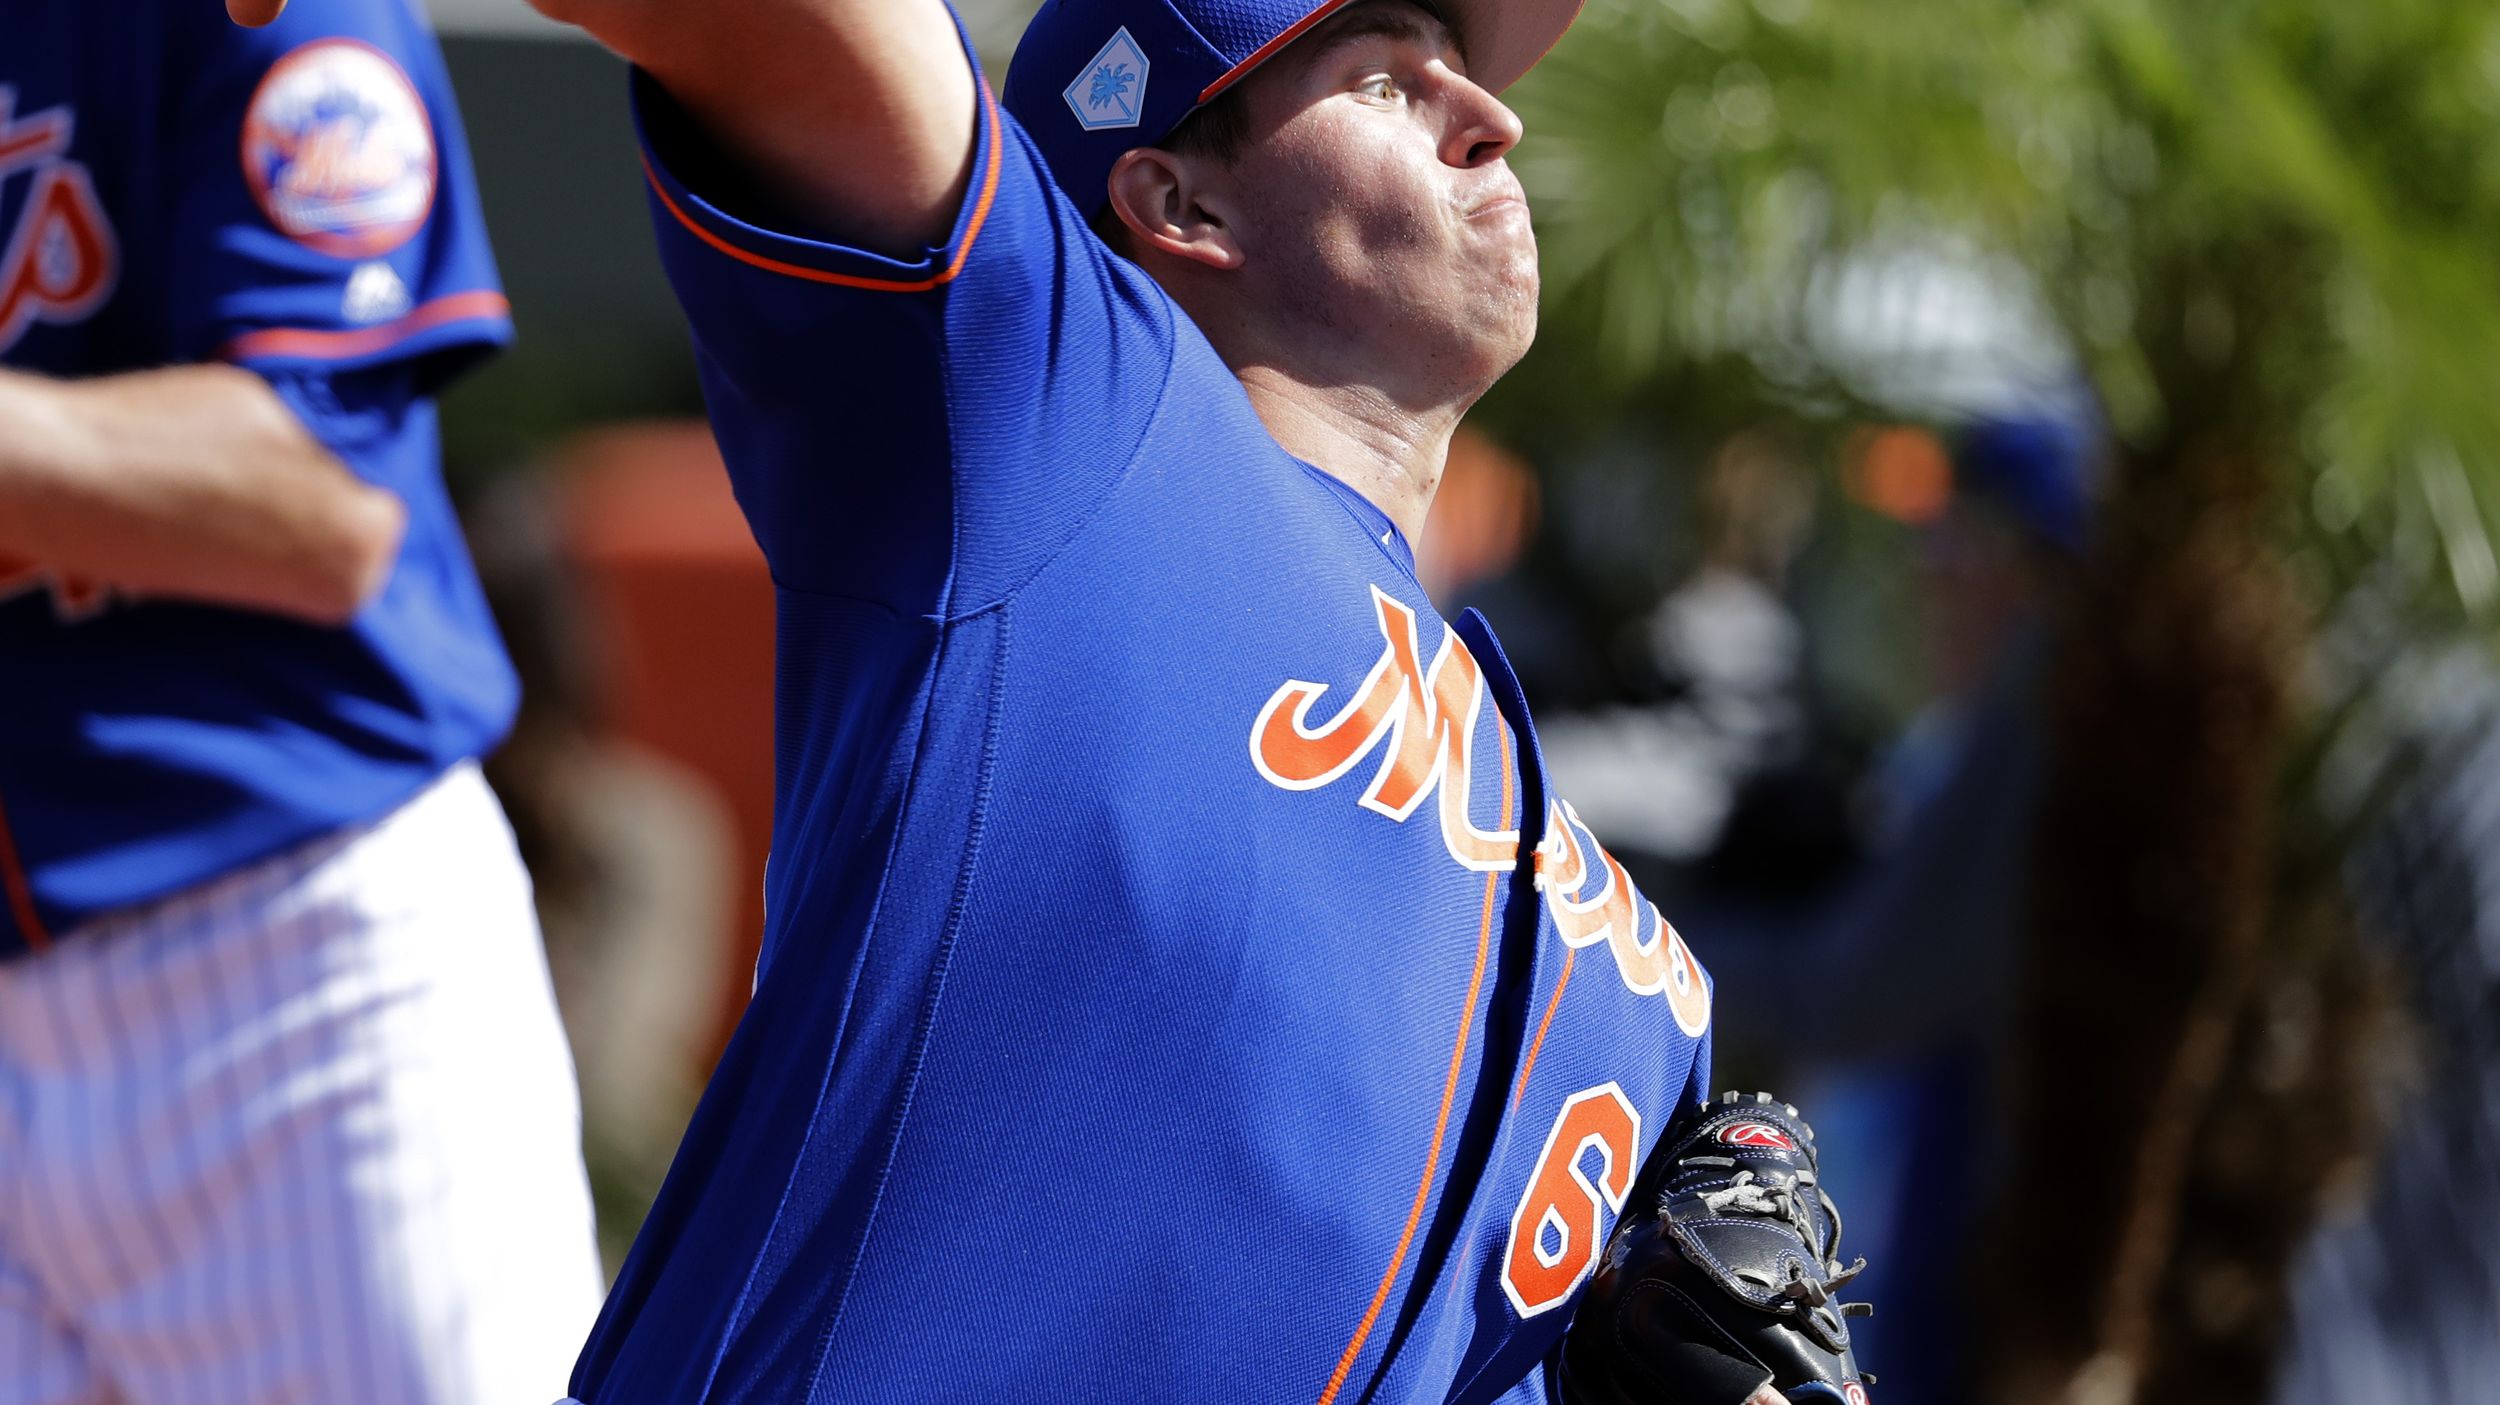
[1441,73,1524,169]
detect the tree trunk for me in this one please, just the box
[1979,420,2350,1405]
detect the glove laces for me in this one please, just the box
[1683,1159,1871,1310]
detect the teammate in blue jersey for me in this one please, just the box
[236,0,1827,1400]
[0,3,602,1402]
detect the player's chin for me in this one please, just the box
[1463,297,1539,380]
[1478,260,1541,336]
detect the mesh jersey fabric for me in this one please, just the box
[1188,0,1321,58]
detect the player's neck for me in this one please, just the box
[1234,368,1456,544]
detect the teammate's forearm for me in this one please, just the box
[0,365,405,625]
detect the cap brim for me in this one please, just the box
[1198,0,1585,106]
[1439,0,1587,94]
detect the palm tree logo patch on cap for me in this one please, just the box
[1064,28,1150,131]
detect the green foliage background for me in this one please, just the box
[1499,0,2500,628]
[1487,5,2500,1398]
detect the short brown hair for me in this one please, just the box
[1162,82,1252,164]
[1089,84,1253,250]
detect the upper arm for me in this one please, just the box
[0,363,406,624]
[633,42,1176,611]
[577,0,977,256]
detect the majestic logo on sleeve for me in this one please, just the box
[242,40,437,259]
[0,89,117,357]
[1064,28,1150,131]
[1251,586,1711,1034]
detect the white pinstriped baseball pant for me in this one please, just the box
[0,763,603,1405]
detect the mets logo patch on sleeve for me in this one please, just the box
[241,40,437,259]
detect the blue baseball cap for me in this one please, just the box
[1953,412,2099,554]
[1003,0,1584,215]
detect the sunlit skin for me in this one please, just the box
[1105,1,1537,541]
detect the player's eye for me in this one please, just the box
[1357,73,1404,100]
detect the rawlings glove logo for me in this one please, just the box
[1718,1121,1798,1151]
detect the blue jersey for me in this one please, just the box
[573,33,1715,1405]
[0,0,517,954]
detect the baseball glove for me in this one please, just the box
[1556,1092,1875,1405]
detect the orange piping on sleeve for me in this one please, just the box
[219,290,511,363]
[1314,725,1515,1405]
[642,82,1004,293]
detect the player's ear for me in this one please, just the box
[1105,147,1243,272]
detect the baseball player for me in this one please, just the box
[233,0,1873,1400]
[0,2,602,1402]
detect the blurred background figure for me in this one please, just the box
[464,423,768,1264]
[1723,408,2095,1405]
[1528,397,2095,1405]
[1538,427,1833,880]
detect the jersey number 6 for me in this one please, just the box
[1498,1082,1641,1318]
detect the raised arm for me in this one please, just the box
[228,0,977,254]
[0,366,405,624]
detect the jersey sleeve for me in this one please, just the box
[630,19,1176,606]
[165,0,510,394]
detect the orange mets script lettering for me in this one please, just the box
[1251,585,1520,872]
[1248,585,1712,1031]
[0,555,111,621]
[0,89,118,357]
[1533,799,1710,1036]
